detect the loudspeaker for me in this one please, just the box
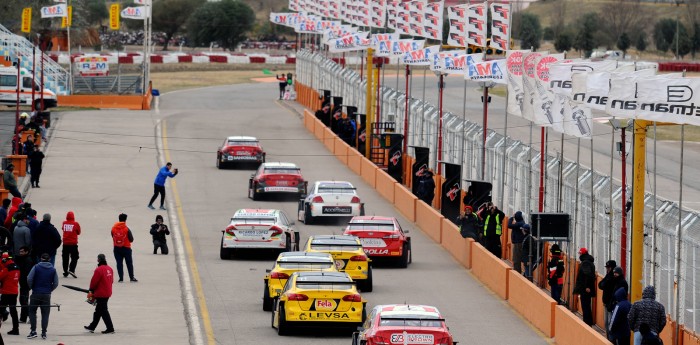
[529,213,570,241]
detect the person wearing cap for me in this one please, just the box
[2,165,20,198]
[573,247,597,326]
[84,254,114,334]
[148,162,178,211]
[628,286,666,345]
[111,213,137,282]
[31,214,62,266]
[599,260,628,337]
[547,244,566,304]
[26,253,59,339]
[456,206,479,240]
[149,215,170,255]
[0,251,20,335]
[61,211,82,278]
[508,211,526,273]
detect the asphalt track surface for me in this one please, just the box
[158,83,549,344]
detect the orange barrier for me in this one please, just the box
[595,275,605,329]
[508,271,557,337]
[6,155,27,177]
[334,138,349,165]
[375,169,396,203]
[360,156,377,188]
[415,201,443,244]
[314,118,325,140]
[684,327,700,345]
[440,219,472,268]
[554,306,610,345]
[348,149,363,175]
[471,243,511,300]
[394,184,417,222]
[323,127,335,153]
[304,109,315,133]
[58,95,149,110]
[659,316,677,345]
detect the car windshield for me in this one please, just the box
[231,217,276,224]
[379,316,443,327]
[264,168,300,175]
[347,223,395,231]
[317,183,355,194]
[228,141,259,146]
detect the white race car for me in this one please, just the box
[220,208,300,259]
[298,181,365,224]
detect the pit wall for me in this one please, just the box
[294,82,699,345]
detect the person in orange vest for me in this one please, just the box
[0,252,21,335]
[547,244,566,305]
[111,213,136,283]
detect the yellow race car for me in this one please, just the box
[271,271,367,335]
[303,235,373,292]
[263,251,337,311]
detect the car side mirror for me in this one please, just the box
[265,269,271,273]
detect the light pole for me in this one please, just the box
[610,118,631,275]
[676,0,684,59]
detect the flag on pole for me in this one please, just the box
[531,53,565,126]
[61,6,73,28]
[423,1,443,41]
[402,45,440,66]
[391,39,425,55]
[489,3,510,51]
[372,33,400,56]
[110,4,121,30]
[40,4,67,18]
[408,0,427,37]
[121,6,148,20]
[447,4,468,47]
[506,50,529,117]
[466,3,487,47]
[467,59,506,84]
[21,8,32,33]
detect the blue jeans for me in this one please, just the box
[29,293,51,334]
[113,246,134,280]
[551,283,563,304]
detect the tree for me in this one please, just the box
[654,18,678,52]
[573,13,598,58]
[617,32,631,58]
[550,0,567,39]
[543,27,554,41]
[635,33,647,52]
[671,23,692,58]
[554,32,573,53]
[598,0,648,49]
[79,0,110,26]
[517,13,542,50]
[187,0,255,50]
[152,0,204,50]
[693,23,700,58]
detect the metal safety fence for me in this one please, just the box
[297,50,700,333]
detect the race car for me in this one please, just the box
[298,181,365,224]
[263,251,337,311]
[271,271,366,335]
[216,136,265,168]
[303,235,372,292]
[352,304,456,345]
[248,162,307,200]
[343,216,412,268]
[220,208,300,259]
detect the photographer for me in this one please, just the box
[148,163,178,211]
[149,215,170,255]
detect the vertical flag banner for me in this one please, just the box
[370,0,387,28]
[466,3,487,47]
[402,45,440,65]
[506,50,528,117]
[61,6,73,28]
[359,0,371,27]
[468,59,507,84]
[21,8,32,33]
[408,0,427,37]
[532,53,564,126]
[489,3,510,51]
[447,5,468,47]
[423,1,444,41]
[41,4,67,18]
[396,1,412,35]
[110,4,120,30]
[387,0,400,30]
[521,51,544,122]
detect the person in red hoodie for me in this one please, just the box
[0,252,21,335]
[3,197,21,229]
[84,254,114,334]
[111,213,136,283]
[61,211,82,278]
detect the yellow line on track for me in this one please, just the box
[162,120,216,344]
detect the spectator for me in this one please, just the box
[61,211,81,278]
[12,218,31,257]
[26,210,39,237]
[481,202,505,258]
[338,113,357,147]
[276,74,287,99]
[3,165,20,198]
[148,163,178,210]
[0,252,20,335]
[111,213,137,283]
[508,211,526,273]
[27,253,59,340]
[639,323,663,345]
[23,135,34,167]
[28,146,45,188]
[416,170,436,206]
[315,104,331,127]
[599,259,618,335]
[32,214,62,266]
[0,199,10,226]
[573,247,596,326]
[3,197,21,229]
[14,246,32,324]
[149,215,170,255]
[456,206,479,240]
[628,286,666,345]
[520,224,541,280]
[609,287,632,345]
[547,244,565,304]
[84,254,115,334]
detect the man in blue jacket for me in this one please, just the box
[148,162,178,210]
[609,287,632,345]
[26,253,59,340]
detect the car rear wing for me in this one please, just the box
[318,186,357,192]
[379,317,446,321]
[297,280,357,285]
[296,280,357,291]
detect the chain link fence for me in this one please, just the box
[296,50,700,332]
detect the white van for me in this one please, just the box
[0,67,58,110]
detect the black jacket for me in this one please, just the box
[150,223,170,243]
[417,175,435,202]
[14,254,33,290]
[599,273,630,312]
[32,220,62,257]
[508,211,526,244]
[573,253,596,296]
[28,150,45,169]
[521,234,541,263]
[457,214,479,240]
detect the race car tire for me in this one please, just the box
[262,281,273,311]
[252,187,260,201]
[216,157,222,169]
[277,303,290,336]
[398,243,410,268]
[304,204,314,224]
[220,247,233,260]
[408,242,412,264]
[361,303,367,322]
[284,236,292,253]
[359,267,373,292]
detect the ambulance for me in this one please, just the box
[0,67,58,110]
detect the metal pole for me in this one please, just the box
[481,86,489,180]
[673,124,685,345]
[574,138,581,248]
[590,135,596,255]
[15,58,21,140]
[538,127,546,212]
[557,133,564,212]
[31,40,36,112]
[403,65,411,153]
[609,126,615,261]
[461,79,467,176]
[376,61,382,123]
[67,0,73,95]
[500,85,509,208]
[437,73,444,175]
[621,127,628,274]
[652,123,658,287]
[528,122,534,213]
[631,120,649,302]
[364,48,374,158]
[40,44,45,111]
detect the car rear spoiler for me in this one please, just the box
[296,280,357,285]
[379,317,446,321]
[310,242,360,247]
[277,261,334,265]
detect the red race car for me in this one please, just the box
[248,162,307,201]
[352,304,456,345]
[342,216,411,268]
[216,136,265,169]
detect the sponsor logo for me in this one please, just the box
[444,55,466,70]
[415,164,428,177]
[409,23,423,36]
[298,312,350,320]
[450,6,466,18]
[492,36,508,50]
[492,19,508,35]
[608,99,700,116]
[365,248,390,255]
[322,206,352,214]
[468,32,485,46]
[493,4,509,19]
[536,56,560,82]
[315,299,337,311]
[524,53,541,78]
[667,85,693,102]
[335,259,346,270]
[425,27,439,39]
[507,51,524,75]
[425,13,440,26]
[446,183,460,201]
[390,151,401,166]
[470,61,504,81]
[468,17,484,31]
[390,333,435,344]
[449,19,465,32]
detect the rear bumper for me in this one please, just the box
[285,309,364,323]
[309,203,361,217]
[222,239,286,249]
[257,186,305,194]
[221,154,263,163]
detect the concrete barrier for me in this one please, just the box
[508,271,556,337]
[334,138,349,165]
[323,127,335,153]
[394,184,416,222]
[440,219,472,268]
[360,157,377,188]
[415,201,443,244]
[58,95,148,110]
[348,149,363,175]
[471,243,511,300]
[554,306,610,345]
[304,109,315,133]
[314,118,325,140]
[375,169,396,203]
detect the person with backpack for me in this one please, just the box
[111,213,136,283]
[149,215,170,255]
